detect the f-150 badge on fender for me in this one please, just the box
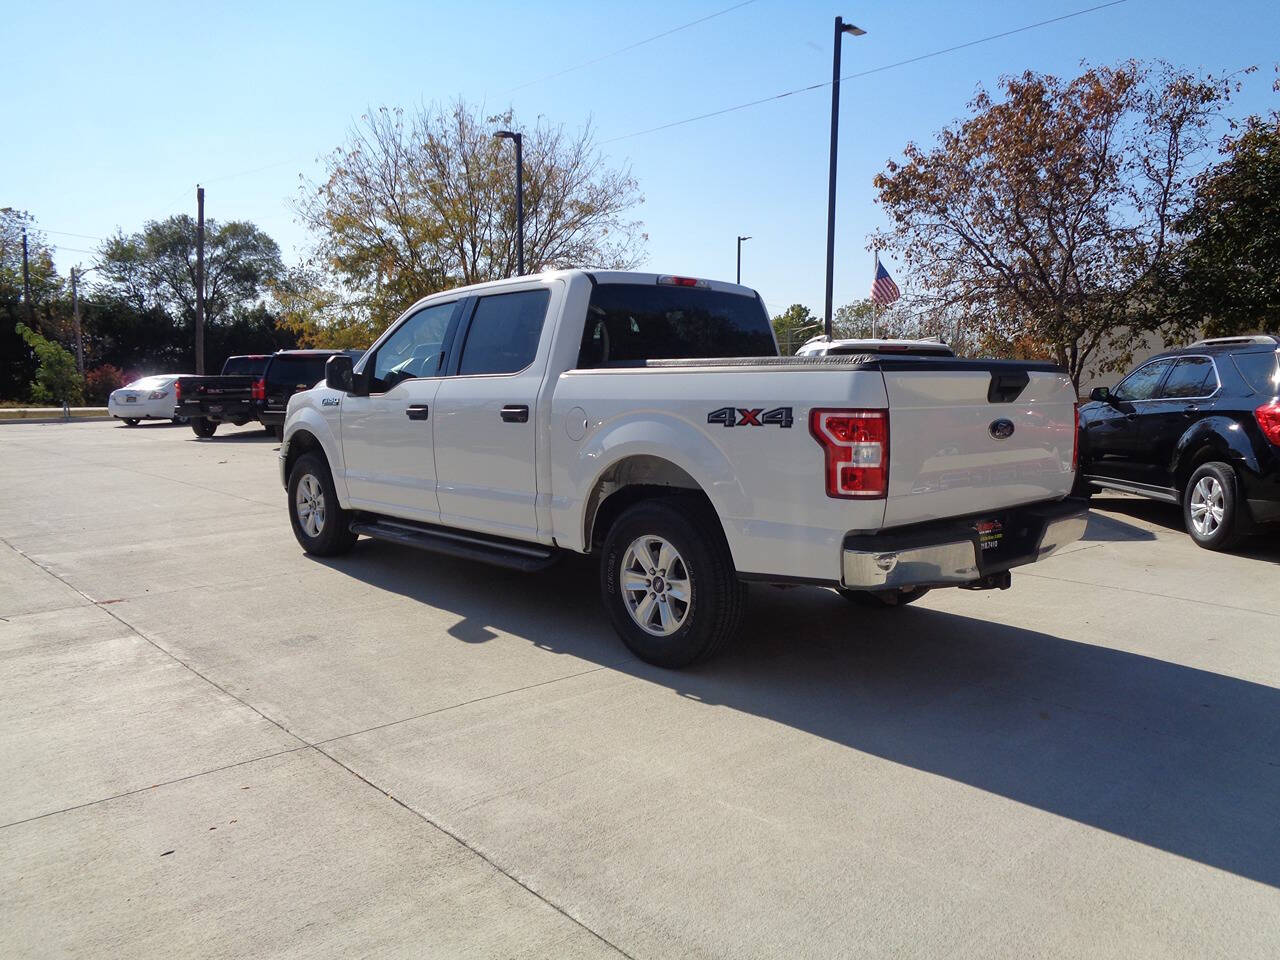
[322,397,341,407]
[707,406,794,428]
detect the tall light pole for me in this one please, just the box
[493,130,524,276]
[823,16,866,338]
[736,235,751,284]
[195,185,206,375]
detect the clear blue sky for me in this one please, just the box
[8,0,1278,316]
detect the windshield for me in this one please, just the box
[577,283,776,368]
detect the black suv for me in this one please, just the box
[255,349,365,438]
[1077,335,1280,549]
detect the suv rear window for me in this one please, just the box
[578,284,776,368]
[1232,351,1280,396]
[267,355,332,390]
[222,356,269,377]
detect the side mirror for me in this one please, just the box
[326,354,355,393]
[1089,386,1112,403]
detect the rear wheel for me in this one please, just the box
[171,416,188,425]
[600,497,745,668]
[123,418,140,427]
[191,417,217,438]
[837,586,931,607]
[1183,461,1245,551]
[288,452,357,556]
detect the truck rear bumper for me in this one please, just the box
[841,498,1087,590]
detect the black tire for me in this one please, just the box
[836,586,931,607]
[1182,461,1246,551]
[273,424,284,441]
[287,451,357,556]
[599,496,746,668]
[123,418,140,427]
[191,417,217,438]
[171,416,188,425]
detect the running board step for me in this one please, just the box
[350,519,559,572]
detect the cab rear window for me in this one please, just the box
[222,356,269,377]
[1232,351,1280,396]
[577,284,776,368]
[267,356,330,388]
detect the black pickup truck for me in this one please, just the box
[256,349,364,439]
[175,355,271,437]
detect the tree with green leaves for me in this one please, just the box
[1157,105,1280,338]
[291,99,646,343]
[873,61,1238,386]
[98,215,283,327]
[772,304,820,355]
[1,209,63,398]
[16,323,82,404]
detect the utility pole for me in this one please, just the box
[493,131,524,276]
[195,185,206,375]
[823,16,866,338]
[736,235,751,284]
[71,267,85,372]
[871,248,879,340]
[22,227,33,326]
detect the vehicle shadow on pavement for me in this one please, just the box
[1079,509,1156,542]
[1093,495,1280,561]
[316,543,1280,890]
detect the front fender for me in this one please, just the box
[282,391,349,504]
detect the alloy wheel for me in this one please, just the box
[295,473,326,537]
[620,535,692,637]
[1189,476,1224,537]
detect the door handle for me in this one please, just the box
[405,404,429,421]
[1184,404,1199,414]
[1125,412,1138,421]
[500,404,529,423]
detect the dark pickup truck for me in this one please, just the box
[256,349,364,438]
[175,355,271,437]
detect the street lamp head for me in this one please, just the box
[738,235,752,242]
[842,23,866,36]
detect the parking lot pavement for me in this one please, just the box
[2,420,1278,959]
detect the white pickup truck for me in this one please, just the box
[280,270,1086,667]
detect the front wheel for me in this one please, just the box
[288,452,357,556]
[1183,461,1245,551]
[600,497,746,668]
[191,417,217,438]
[837,586,931,607]
[123,418,140,427]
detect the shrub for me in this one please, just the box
[84,364,126,404]
[15,323,84,405]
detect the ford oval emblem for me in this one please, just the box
[989,418,1016,440]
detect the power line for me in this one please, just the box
[601,0,1131,144]
[42,228,106,241]
[508,0,758,93]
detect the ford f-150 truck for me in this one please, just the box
[280,271,1086,667]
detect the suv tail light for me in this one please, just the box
[809,409,889,499]
[174,380,181,402]
[1072,402,1080,471]
[1256,401,1280,446]
[251,378,266,401]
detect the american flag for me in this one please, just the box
[870,259,901,306]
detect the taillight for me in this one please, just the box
[1072,402,1080,471]
[148,390,168,400]
[174,380,181,401]
[251,378,266,401]
[809,408,889,499]
[1256,401,1280,446]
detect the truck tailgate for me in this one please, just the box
[880,362,1076,528]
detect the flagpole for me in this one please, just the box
[871,249,879,339]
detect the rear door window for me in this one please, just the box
[1232,351,1280,396]
[1113,359,1172,401]
[578,283,776,367]
[1158,357,1216,399]
[457,290,551,376]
